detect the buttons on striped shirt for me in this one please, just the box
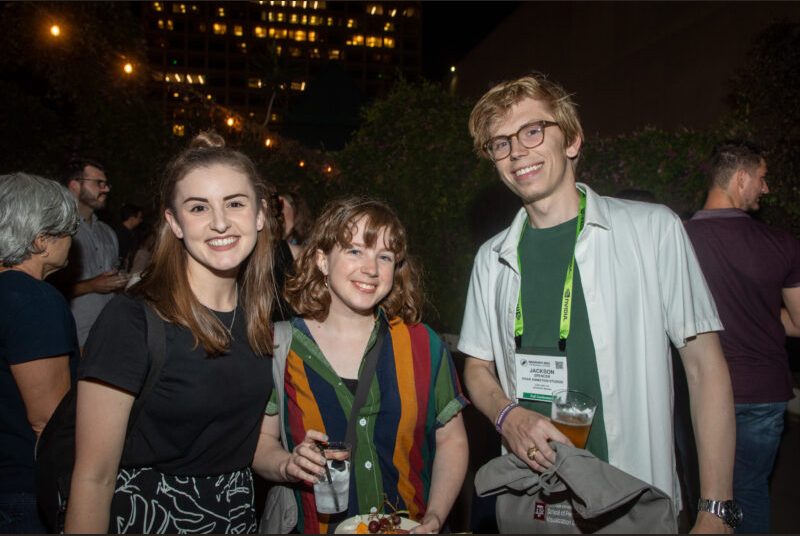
[359,417,367,427]
[364,461,373,470]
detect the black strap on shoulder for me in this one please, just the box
[344,320,388,459]
[124,301,167,447]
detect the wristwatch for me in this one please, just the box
[697,498,743,528]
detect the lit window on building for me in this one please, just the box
[384,22,394,31]
[329,49,340,59]
[277,12,285,22]
[366,36,381,48]
[294,30,306,41]
[327,16,333,26]
[218,7,225,17]
[261,10,267,21]
[308,30,316,42]
[271,113,280,122]
[346,18,356,28]
[346,34,364,46]
[309,15,320,25]
[390,8,397,17]
[403,7,416,17]
[383,36,394,48]
[310,47,321,58]
[173,123,185,136]
[157,19,164,29]
[240,42,247,51]
[249,78,264,88]
[172,4,186,14]
[173,91,180,98]
[152,2,163,12]
[276,45,283,55]
[233,25,243,36]
[289,47,302,57]
[271,28,287,39]
[213,23,226,34]
[268,12,274,21]
[166,19,174,30]
[290,13,298,24]
[254,26,267,37]
[301,14,308,24]
[191,5,198,12]
[290,81,306,91]
[367,4,384,15]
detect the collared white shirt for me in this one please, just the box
[458,183,722,512]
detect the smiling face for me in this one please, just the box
[316,217,396,318]
[165,163,265,281]
[490,97,582,207]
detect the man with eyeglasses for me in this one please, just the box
[458,73,738,532]
[57,157,129,348]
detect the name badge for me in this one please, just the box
[514,351,568,402]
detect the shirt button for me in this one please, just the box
[364,461,373,470]
[359,417,367,427]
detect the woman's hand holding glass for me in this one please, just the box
[282,429,328,485]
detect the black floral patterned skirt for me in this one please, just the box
[109,467,257,534]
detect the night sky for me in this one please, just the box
[420,1,521,81]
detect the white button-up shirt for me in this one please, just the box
[458,183,722,511]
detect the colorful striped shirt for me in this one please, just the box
[266,314,469,533]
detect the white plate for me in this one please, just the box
[334,514,420,534]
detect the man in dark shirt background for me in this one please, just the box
[114,203,143,271]
[686,141,800,534]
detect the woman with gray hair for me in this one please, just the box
[0,172,80,533]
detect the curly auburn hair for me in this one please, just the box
[284,196,423,324]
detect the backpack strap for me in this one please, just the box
[124,301,167,447]
[345,320,387,459]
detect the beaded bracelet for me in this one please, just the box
[494,401,520,434]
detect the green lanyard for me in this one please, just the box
[515,190,587,350]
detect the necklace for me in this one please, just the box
[223,283,238,336]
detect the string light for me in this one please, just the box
[50,24,61,37]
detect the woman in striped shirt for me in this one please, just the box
[255,197,469,533]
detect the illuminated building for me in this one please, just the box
[139,1,422,137]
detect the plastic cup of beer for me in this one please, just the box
[313,441,351,514]
[550,389,597,449]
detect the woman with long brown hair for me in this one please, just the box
[65,132,279,533]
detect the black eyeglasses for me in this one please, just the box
[483,120,560,161]
[79,178,110,189]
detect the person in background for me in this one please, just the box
[57,157,128,348]
[686,141,800,533]
[0,173,80,533]
[255,197,469,533]
[65,132,278,533]
[114,203,143,272]
[279,189,312,259]
[459,72,737,532]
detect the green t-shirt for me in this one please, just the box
[518,216,608,461]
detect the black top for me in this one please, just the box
[0,270,79,493]
[79,294,273,476]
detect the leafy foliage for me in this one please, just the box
[726,22,800,234]
[336,79,493,332]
